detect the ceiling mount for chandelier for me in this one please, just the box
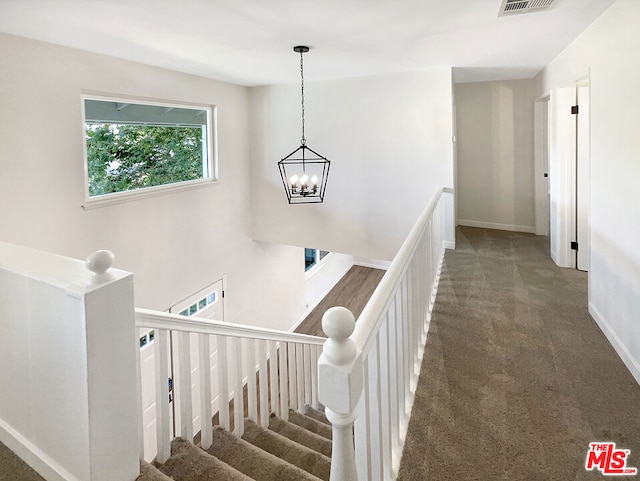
[278,46,330,204]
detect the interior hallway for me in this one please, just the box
[398,226,640,480]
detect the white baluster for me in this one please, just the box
[311,345,319,409]
[288,342,298,412]
[154,329,171,463]
[319,306,363,481]
[355,360,370,481]
[136,328,144,461]
[178,331,193,442]
[268,340,280,417]
[217,335,230,431]
[233,337,244,436]
[405,267,414,399]
[296,343,305,413]
[247,338,258,422]
[395,283,407,431]
[370,337,384,481]
[279,342,289,421]
[258,340,269,428]
[379,313,393,480]
[303,343,312,408]
[199,334,213,450]
[387,298,400,463]
[400,278,411,425]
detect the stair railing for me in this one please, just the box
[319,188,447,481]
[135,309,325,463]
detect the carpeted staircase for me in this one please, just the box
[137,406,332,481]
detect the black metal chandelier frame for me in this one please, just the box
[278,46,331,204]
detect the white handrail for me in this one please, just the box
[319,187,449,481]
[135,307,324,464]
[135,308,324,344]
[351,187,442,355]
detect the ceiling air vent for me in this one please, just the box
[499,0,557,16]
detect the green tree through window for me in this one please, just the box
[83,97,214,199]
[86,124,204,196]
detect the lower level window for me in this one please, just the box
[305,248,330,271]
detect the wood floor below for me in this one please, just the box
[294,265,386,338]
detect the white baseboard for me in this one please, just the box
[353,256,391,270]
[0,418,81,481]
[457,219,536,234]
[443,240,455,250]
[589,302,640,386]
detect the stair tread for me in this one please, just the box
[155,438,252,481]
[137,461,174,481]
[304,405,331,426]
[243,419,330,481]
[268,414,332,458]
[206,425,323,481]
[288,409,332,440]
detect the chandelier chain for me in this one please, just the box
[300,49,306,146]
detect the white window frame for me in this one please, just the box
[81,93,218,210]
[304,248,334,280]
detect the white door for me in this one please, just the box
[548,82,590,270]
[139,278,225,461]
[549,87,577,267]
[576,86,590,271]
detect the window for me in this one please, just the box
[305,248,317,271]
[178,290,218,317]
[139,330,155,350]
[305,248,331,272]
[82,95,216,208]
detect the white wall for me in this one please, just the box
[541,0,640,384]
[249,70,455,262]
[455,79,538,233]
[0,33,305,331]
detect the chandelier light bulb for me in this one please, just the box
[300,174,309,185]
[290,174,299,185]
[311,175,318,185]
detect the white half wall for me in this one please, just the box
[249,70,455,262]
[0,242,138,481]
[455,79,538,233]
[541,0,640,384]
[0,33,305,331]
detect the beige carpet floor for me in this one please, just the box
[398,226,640,481]
[0,443,44,481]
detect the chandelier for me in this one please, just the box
[278,46,330,204]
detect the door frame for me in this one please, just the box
[139,276,227,461]
[544,75,590,269]
[534,94,550,236]
[575,84,590,271]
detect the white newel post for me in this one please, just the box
[0,244,139,481]
[84,251,140,481]
[319,307,363,481]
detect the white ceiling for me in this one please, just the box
[0,0,614,86]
